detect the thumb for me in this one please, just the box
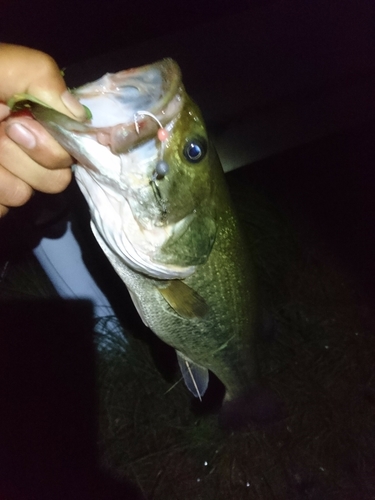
[0,43,86,120]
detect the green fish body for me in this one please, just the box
[10,60,258,401]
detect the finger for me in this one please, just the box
[0,205,10,218]
[0,44,86,120]
[0,102,10,121]
[5,116,73,169]
[0,129,72,194]
[0,163,33,208]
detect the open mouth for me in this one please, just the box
[74,59,185,154]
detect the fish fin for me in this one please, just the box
[157,280,209,319]
[176,351,209,400]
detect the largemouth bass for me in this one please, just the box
[10,60,259,402]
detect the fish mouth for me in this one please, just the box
[74,58,184,154]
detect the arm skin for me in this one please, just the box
[0,44,86,217]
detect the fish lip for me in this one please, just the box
[75,58,181,104]
[74,58,184,154]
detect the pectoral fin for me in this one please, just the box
[176,351,209,400]
[157,280,209,319]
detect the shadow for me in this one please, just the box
[0,299,145,500]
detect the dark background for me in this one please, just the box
[1,0,250,67]
[1,1,375,498]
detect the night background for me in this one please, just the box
[1,0,375,498]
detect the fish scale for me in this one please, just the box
[9,59,259,402]
[91,163,258,400]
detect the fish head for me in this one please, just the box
[10,60,219,280]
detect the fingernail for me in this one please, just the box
[61,90,86,119]
[6,123,37,149]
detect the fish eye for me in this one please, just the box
[183,137,207,163]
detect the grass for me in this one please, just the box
[0,173,374,499]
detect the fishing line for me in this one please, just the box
[134,110,170,220]
[133,110,170,179]
[150,181,168,221]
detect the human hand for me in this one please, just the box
[0,44,86,218]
